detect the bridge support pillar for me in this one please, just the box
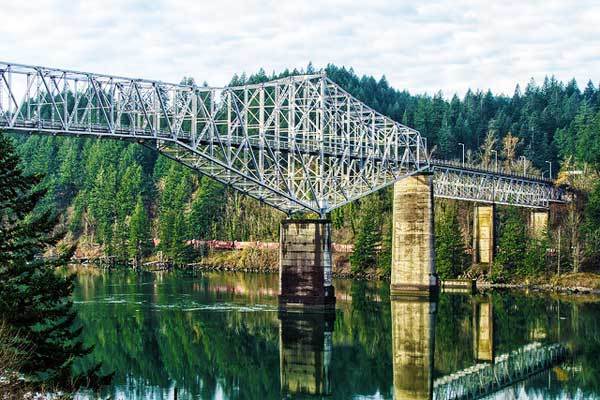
[391,173,438,297]
[529,211,549,239]
[278,219,335,311]
[391,299,437,400]
[473,298,494,362]
[473,205,495,266]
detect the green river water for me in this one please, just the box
[70,267,600,399]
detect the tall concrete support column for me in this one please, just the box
[473,298,494,362]
[529,211,549,239]
[473,205,495,265]
[391,173,438,296]
[279,312,334,396]
[391,299,437,400]
[279,219,335,311]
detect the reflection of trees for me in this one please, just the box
[70,268,600,399]
[434,294,473,375]
[72,270,282,399]
[484,293,600,397]
[329,281,394,398]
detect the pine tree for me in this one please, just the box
[0,132,109,389]
[350,199,382,273]
[188,177,225,240]
[492,207,527,282]
[523,236,548,277]
[435,201,467,279]
[157,165,193,262]
[584,182,600,257]
[128,196,153,264]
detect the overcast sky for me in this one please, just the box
[2,0,599,97]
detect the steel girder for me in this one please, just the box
[433,342,566,400]
[432,161,567,209]
[0,61,427,215]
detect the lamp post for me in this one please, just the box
[520,156,526,175]
[458,143,465,167]
[546,161,552,180]
[491,150,498,172]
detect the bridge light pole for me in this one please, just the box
[520,156,526,176]
[491,150,498,173]
[458,143,465,167]
[546,161,552,180]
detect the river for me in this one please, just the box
[70,267,600,399]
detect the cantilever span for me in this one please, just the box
[434,342,567,400]
[0,61,426,215]
[0,61,566,215]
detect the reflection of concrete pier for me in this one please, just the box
[473,298,494,362]
[278,312,334,396]
[391,299,437,400]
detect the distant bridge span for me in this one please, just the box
[0,62,566,215]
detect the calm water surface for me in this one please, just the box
[70,267,600,399]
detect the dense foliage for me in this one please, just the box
[0,133,109,390]
[435,201,467,279]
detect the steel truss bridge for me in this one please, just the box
[0,62,566,215]
[434,342,567,400]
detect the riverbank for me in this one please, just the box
[159,248,391,280]
[70,246,600,295]
[478,272,600,295]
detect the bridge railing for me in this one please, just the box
[431,158,553,184]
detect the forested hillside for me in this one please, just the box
[8,64,600,276]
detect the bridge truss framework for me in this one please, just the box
[0,62,566,214]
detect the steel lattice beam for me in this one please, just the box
[431,161,567,209]
[0,61,567,213]
[0,61,427,215]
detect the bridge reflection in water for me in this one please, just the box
[278,312,334,397]
[278,294,567,400]
[389,295,567,400]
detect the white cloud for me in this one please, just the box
[1,0,598,97]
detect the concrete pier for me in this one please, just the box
[391,174,438,297]
[529,211,549,239]
[279,219,335,311]
[391,299,437,400]
[473,298,494,362]
[473,205,495,265]
[279,312,334,396]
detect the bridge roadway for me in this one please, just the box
[0,61,566,214]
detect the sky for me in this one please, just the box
[1,0,599,97]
